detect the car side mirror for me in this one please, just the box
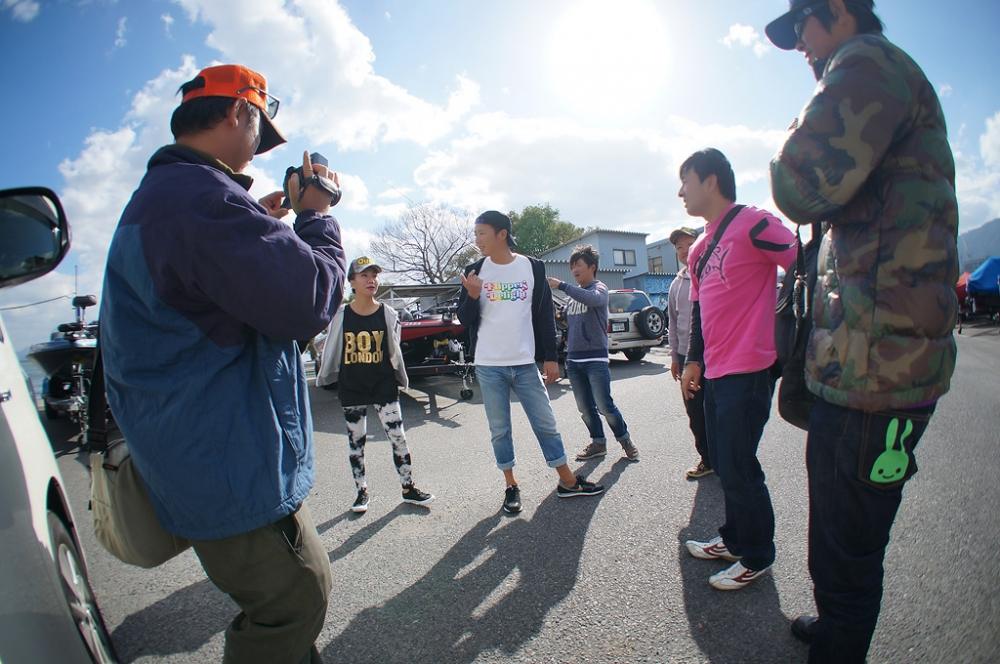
[0,187,70,289]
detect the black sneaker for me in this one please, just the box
[351,489,369,514]
[402,485,435,506]
[791,615,819,644]
[502,485,522,513]
[557,475,605,498]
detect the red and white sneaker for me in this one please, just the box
[685,536,741,562]
[709,561,771,591]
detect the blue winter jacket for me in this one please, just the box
[100,145,346,540]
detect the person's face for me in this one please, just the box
[673,235,695,266]
[570,258,596,286]
[794,1,854,76]
[233,100,262,171]
[350,267,380,296]
[678,169,712,218]
[474,223,505,256]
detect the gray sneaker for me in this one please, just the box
[620,439,639,461]
[575,442,607,461]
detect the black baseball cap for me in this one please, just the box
[475,210,518,248]
[765,0,866,50]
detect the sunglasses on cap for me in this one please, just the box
[236,86,280,119]
[792,1,828,41]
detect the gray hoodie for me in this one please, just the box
[667,266,692,364]
[557,279,610,360]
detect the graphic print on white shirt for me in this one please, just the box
[475,255,536,366]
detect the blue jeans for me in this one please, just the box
[805,398,934,664]
[476,364,568,470]
[703,369,775,571]
[565,360,629,444]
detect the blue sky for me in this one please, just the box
[2,0,999,350]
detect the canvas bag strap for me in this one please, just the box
[695,204,745,283]
[86,346,110,452]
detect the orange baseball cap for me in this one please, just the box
[180,64,286,154]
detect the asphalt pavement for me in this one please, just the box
[49,324,1000,663]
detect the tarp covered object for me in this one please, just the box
[957,272,970,301]
[968,257,1000,295]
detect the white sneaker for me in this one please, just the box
[709,561,770,591]
[685,536,741,562]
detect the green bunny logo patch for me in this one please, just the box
[869,418,912,484]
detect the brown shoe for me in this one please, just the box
[686,461,714,480]
[620,439,639,461]
[575,442,607,461]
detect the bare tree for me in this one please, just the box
[370,203,478,283]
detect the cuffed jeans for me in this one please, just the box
[566,359,630,444]
[703,369,776,571]
[805,397,935,664]
[476,363,568,470]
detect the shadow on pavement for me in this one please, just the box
[326,503,430,562]
[608,358,667,381]
[678,478,804,662]
[111,577,229,662]
[320,459,632,664]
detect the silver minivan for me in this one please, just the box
[0,187,118,662]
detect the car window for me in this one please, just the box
[609,292,650,313]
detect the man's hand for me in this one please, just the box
[680,362,702,400]
[546,277,561,289]
[289,150,340,215]
[670,360,681,381]
[461,270,483,299]
[542,361,560,384]
[258,191,290,220]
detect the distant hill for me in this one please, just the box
[959,218,1000,273]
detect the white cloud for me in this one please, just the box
[170,0,480,150]
[114,16,127,49]
[377,186,413,201]
[3,0,40,22]
[955,110,1000,232]
[980,110,1000,169]
[721,23,769,59]
[938,83,953,98]
[384,10,390,20]
[161,12,174,36]
[412,112,787,236]
[372,202,408,220]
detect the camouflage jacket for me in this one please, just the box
[770,34,958,412]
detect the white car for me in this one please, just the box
[606,288,666,362]
[0,187,118,663]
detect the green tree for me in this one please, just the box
[508,204,583,257]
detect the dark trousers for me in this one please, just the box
[192,502,332,664]
[703,369,775,571]
[806,398,934,664]
[677,353,709,466]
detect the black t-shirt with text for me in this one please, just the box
[338,304,398,406]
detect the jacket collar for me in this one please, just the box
[148,144,255,191]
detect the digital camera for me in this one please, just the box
[281,152,342,209]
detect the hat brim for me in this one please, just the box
[349,264,383,279]
[765,11,800,50]
[256,113,286,155]
[669,230,695,244]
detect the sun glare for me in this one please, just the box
[549,0,670,118]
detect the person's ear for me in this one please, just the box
[225,99,243,128]
[829,0,846,23]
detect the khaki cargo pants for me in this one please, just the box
[192,502,332,664]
